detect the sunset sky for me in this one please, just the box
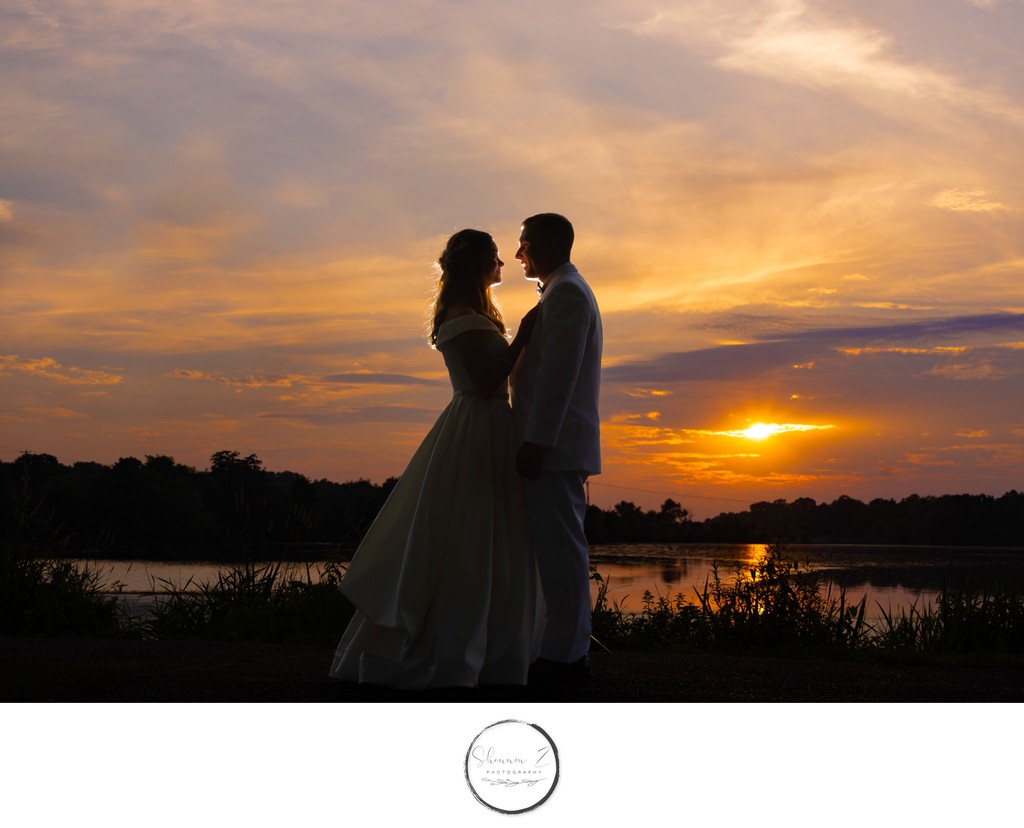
[3,0,1023,517]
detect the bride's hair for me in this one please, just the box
[429,228,506,346]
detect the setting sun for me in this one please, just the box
[723,423,837,441]
[741,423,777,440]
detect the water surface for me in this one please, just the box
[78,543,1023,624]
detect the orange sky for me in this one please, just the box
[3,0,1023,517]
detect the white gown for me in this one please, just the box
[329,315,544,688]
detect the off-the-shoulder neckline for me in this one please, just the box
[439,313,497,328]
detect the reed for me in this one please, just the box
[142,559,354,645]
[592,544,867,653]
[872,581,1024,656]
[591,544,1023,660]
[0,501,123,637]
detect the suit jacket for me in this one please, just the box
[512,263,602,475]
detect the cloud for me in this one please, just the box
[926,361,1013,381]
[0,200,12,222]
[257,405,437,425]
[708,423,835,439]
[604,313,1024,385]
[165,369,301,388]
[902,452,958,467]
[838,346,968,356]
[928,188,1022,212]
[625,388,672,398]
[22,406,87,420]
[321,372,443,387]
[0,355,123,385]
[627,0,1024,126]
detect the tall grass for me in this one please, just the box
[696,544,868,650]
[593,543,866,653]
[591,568,705,649]
[142,560,354,645]
[0,501,124,637]
[6,506,1021,662]
[1,490,354,644]
[873,582,1024,656]
[592,544,1022,660]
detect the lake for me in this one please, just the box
[587,543,1023,623]
[80,542,1023,624]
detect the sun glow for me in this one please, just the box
[724,422,836,440]
[742,423,778,440]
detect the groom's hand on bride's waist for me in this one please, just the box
[516,442,544,479]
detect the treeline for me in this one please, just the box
[2,451,396,559]
[693,493,1024,547]
[584,492,1023,546]
[3,452,1022,556]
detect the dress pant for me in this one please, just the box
[524,470,591,663]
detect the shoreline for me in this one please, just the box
[2,636,1021,702]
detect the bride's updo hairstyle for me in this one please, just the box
[429,228,506,347]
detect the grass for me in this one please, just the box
[2,494,355,644]
[593,543,1023,661]
[5,509,1022,665]
[141,560,355,645]
[0,503,124,638]
[872,581,1024,656]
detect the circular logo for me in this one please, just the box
[464,720,559,814]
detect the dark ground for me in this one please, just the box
[2,636,1021,702]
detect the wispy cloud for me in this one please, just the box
[627,0,1024,125]
[165,369,301,389]
[605,313,1024,385]
[928,188,1023,212]
[706,423,835,440]
[926,361,1013,381]
[322,372,443,387]
[838,346,969,356]
[23,406,87,420]
[0,355,123,385]
[258,405,437,425]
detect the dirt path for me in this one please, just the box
[2,636,1021,702]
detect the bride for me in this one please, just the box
[329,228,544,688]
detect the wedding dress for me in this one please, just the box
[329,314,544,688]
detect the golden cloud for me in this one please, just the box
[928,188,1021,212]
[165,369,301,388]
[23,406,87,420]
[0,355,123,385]
[711,423,836,440]
[927,361,1011,381]
[625,388,672,398]
[605,422,694,447]
[838,346,968,356]
[901,453,959,467]
[631,0,1024,127]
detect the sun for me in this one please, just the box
[722,422,837,440]
[740,422,777,440]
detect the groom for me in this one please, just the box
[511,213,603,684]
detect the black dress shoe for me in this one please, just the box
[528,655,591,686]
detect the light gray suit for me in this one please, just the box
[512,262,602,662]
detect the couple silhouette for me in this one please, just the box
[329,213,603,689]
